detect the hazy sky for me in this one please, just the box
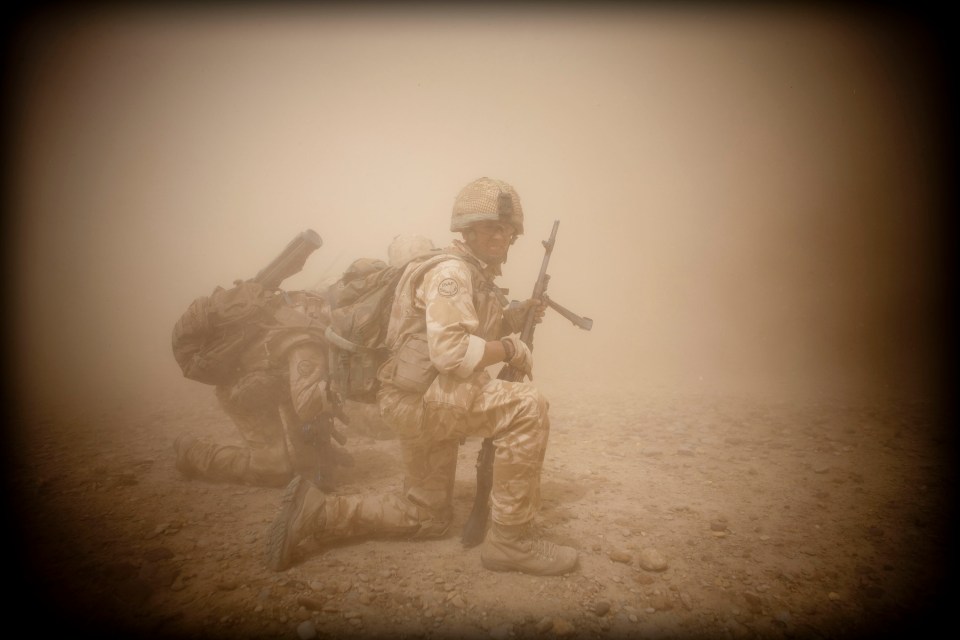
[5,4,950,414]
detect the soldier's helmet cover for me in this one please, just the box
[450,177,524,236]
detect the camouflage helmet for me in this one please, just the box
[450,177,524,236]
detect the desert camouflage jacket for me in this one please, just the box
[385,240,526,380]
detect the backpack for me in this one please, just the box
[324,250,453,403]
[171,280,282,385]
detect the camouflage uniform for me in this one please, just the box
[175,292,344,488]
[267,177,577,576]
[280,239,542,538]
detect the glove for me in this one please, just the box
[503,298,546,333]
[500,335,533,378]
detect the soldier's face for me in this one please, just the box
[465,221,516,265]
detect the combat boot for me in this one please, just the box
[173,435,199,478]
[266,475,327,572]
[480,522,578,576]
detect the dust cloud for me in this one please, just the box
[4,4,951,419]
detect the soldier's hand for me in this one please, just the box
[520,297,547,324]
[500,334,533,378]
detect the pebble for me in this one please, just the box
[552,619,575,636]
[296,621,316,640]
[638,548,668,572]
[593,601,611,616]
[608,549,633,564]
[297,596,325,611]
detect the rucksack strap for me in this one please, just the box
[324,325,381,356]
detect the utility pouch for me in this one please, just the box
[391,333,438,394]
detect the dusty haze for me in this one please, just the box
[1,5,955,638]
[4,7,951,435]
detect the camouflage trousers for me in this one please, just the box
[175,384,295,488]
[304,371,550,542]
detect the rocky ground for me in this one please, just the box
[8,378,955,640]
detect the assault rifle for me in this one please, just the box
[460,220,593,548]
[297,399,355,491]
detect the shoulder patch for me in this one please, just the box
[438,278,460,297]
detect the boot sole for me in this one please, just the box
[265,475,307,572]
[480,554,579,576]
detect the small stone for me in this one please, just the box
[297,596,325,611]
[593,601,611,616]
[535,617,553,633]
[608,549,633,564]
[296,620,317,640]
[638,548,668,572]
[552,618,575,636]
